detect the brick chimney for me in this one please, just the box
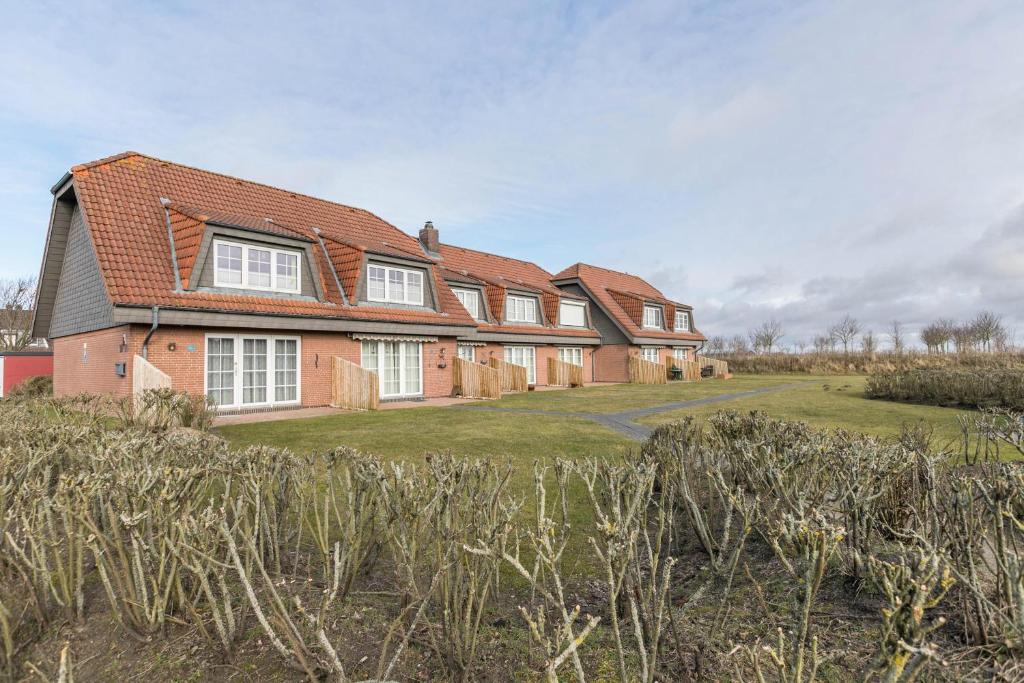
[419,220,439,254]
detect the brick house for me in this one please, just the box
[551,263,705,382]
[32,152,703,411]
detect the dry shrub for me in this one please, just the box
[721,350,1024,376]
[866,369,1024,410]
[5,396,1024,681]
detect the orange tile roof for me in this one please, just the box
[435,243,594,338]
[553,263,705,342]
[68,152,475,328]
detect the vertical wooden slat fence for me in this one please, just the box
[629,356,667,384]
[489,358,528,393]
[331,357,379,411]
[547,358,584,387]
[452,357,501,399]
[665,357,702,382]
[696,355,730,378]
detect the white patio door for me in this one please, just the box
[206,334,300,409]
[361,340,422,398]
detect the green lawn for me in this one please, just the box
[468,374,804,413]
[635,375,975,446]
[218,408,634,464]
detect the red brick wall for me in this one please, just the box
[54,325,460,405]
[53,326,134,398]
[594,343,630,383]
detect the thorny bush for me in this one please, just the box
[2,396,1024,681]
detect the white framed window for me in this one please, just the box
[452,288,481,319]
[506,295,538,323]
[643,305,663,329]
[641,347,660,363]
[366,264,425,305]
[559,300,586,327]
[675,311,691,332]
[504,345,536,384]
[205,334,301,409]
[361,340,423,397]
[457,344,476,362]
[673,348,689,361]
[213,239,302,294]
[558,347,583,366]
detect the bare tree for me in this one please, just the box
[971,311,1004,352]
[861,330,876,356]
[728,334,751,355]
[749,319,785,354]
[934,318,956,353]
[830,315,861,354]
[813,335,832,354]
[0,277,37,352]
[888,321,904,354]
[705,335,727,356]
[919,322,945,353]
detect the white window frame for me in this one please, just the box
[506,295,538,323]
[204,333,302,410]
[641,347,661,363]
[504,345,537,384]
[557,347,583,366]
[643,305,664,329]
[366,264,425,305]
[212,239,302,294]
[360,340,424,398]
[559,300,586,327]
[456,344,476,362]
[452,288,481,319]
[673,348,689,361]
[675,310,691,332]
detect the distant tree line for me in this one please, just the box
[705,310,1013,356]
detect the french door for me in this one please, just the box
[504,345,536,384]
[361,341,422,398]
[205,334,300,409]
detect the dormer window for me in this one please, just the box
[214,239,301,294]
[559,300,586,327]
[367,264,424,305]
[643,305,663,329]
[507,295,538,323]
[452,288,481,319]
[675,310,691,332]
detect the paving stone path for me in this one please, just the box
[455,382,807,441]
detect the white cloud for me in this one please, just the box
[0,0,1022,343]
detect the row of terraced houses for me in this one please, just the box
[32,152,705,411]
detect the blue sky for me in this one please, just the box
[2,1,1023,345]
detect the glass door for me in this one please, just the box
[206,335,300,409]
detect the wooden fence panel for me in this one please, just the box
[331,357,379,411]
[452,357,501,399]
[629,356,667,384]
[547,358,584,387]
[133,355,171,396]
[696,355,730,378]
[665,357,702,382]
[489,358,528,393]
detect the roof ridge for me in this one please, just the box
[71,151,412,239]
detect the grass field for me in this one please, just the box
[636,375,974,445]
[218,374,978,458]
[464,373,801,413]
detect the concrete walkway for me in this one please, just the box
[453,382,806,440]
